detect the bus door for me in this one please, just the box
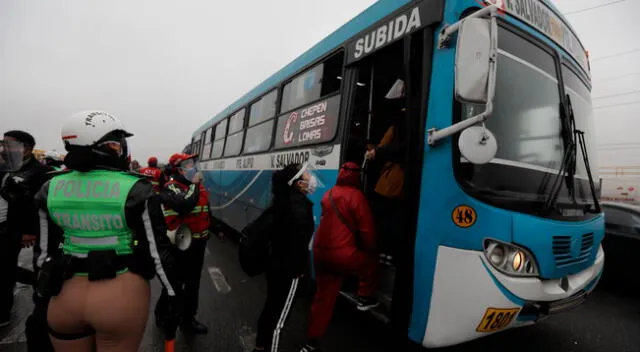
[341,27,432,331]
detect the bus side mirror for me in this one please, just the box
[428,6,498,147]
[455,18,492,104]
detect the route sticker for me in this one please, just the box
[452,205,477,228]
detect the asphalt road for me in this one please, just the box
[2,236,640,352]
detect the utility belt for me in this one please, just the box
[36,250,139,299]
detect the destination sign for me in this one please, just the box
[484,0,590,76]
[274,95,340,149]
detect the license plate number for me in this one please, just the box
[476,308,520,333]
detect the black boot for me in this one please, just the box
[180,317,208,335]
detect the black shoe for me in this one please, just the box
[180,317,208,335]
[0,312,10,328]
[356,296,380,311]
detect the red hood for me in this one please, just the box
[336,162,361,188]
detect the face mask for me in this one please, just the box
[182,167,197,181]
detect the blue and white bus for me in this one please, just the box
[187,0,604,348]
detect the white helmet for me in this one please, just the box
[61,110,133,147]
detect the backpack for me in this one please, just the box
[239,206,274,277]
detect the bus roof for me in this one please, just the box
[193,0,412,137]
[193,0,588,137]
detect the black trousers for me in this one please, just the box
[25,293,54,352]
[156,239,207,319]
[255,270,300,351]
[371,192,403,259]
[0,230,22,317]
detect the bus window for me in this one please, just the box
[249,90,277,127]
[243,120,274,153]
[280,51,344,113]
[215,119,228,140]
[228,109,246,134]
[211,119,227,159]
[224,132,243,157]
[211,140,224,159]
[202,127,213,160]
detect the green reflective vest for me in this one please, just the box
[47,170,139,257]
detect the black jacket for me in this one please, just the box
[0,156,51,236]
[160,174,200,216]
[34,168,181,297]
[269,188,314,277]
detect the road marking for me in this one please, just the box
[205,247,211,256]
[207,267,231,294]
[238,325,256,352]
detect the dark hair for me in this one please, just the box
[64,144,128,172]
[4,130,35,149]
[272,163,302,195]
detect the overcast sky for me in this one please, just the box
[1,0,637,168]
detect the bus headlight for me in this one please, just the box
[483,239,539,277]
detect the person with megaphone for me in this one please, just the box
[155,153,210,336]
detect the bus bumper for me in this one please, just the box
[422,245,604,348]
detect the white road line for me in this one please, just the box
[205,247,211,256]
[238,325,256,352]
[208,267,231,294]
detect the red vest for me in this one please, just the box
[163,179,210,239]
[140,167,162,193]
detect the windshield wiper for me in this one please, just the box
[544,101,576,213]
[567,95,601,213]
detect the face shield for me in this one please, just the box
[0,139,26,171]
[178,157,197,180]
[288,162,326,194]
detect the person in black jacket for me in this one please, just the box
[254,163,317,352]
[0,130,51,332]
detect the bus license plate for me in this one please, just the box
[476,308,520,333]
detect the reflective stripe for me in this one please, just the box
[192,230,210,239]
[163,205,208,217]
[37,210,49,268]
[151,181,159,185]
[163,210,179,217]
[143,201,175,296]
[190,205,209,214]
[69,235,118,246]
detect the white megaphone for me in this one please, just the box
[167,224,192,251]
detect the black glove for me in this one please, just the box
[0,175,31,202]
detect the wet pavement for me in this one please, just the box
[2,237,640,352]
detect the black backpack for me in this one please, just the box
[239,206,274,277]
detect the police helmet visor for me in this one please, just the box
[97,135,129,159]
[0,138,26,171]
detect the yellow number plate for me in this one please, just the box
[476,308,520,333]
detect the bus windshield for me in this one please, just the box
[456,26,599,219]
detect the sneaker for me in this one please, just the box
[356,296,380,311]
[180,317,208,335]
[0,312,10,328]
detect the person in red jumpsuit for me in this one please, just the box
[299,162,378,352]
[139,156,165,193]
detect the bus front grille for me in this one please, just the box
[552,233,594,268]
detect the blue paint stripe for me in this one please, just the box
[481,260,525,306]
